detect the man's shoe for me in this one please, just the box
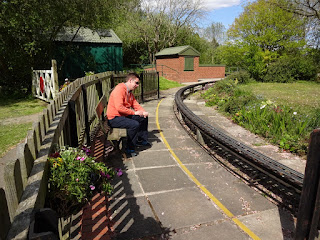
[125,148,136,154]
[137,140,152,147]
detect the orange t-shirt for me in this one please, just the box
[106,83,144,120]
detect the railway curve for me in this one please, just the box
[174,81,304,212]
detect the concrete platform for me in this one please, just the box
[104,87,298,240]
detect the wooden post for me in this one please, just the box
[68,100,78,147]
[295,129,320,240]
[52,60,59,99]
[140,72,144,103]
[0,188,10,240]
[81,85,91,145]
[111,74,115,89]
[96,80,103,99]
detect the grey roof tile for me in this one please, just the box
[55,27,122,44]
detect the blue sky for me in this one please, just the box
[201,0,246,29]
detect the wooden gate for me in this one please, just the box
[32,59,59,102]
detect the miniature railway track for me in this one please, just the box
[174,82,304,213]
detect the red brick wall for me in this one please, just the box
[197,66,226,79]
[156,56,225,83]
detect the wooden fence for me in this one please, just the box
[1,70,159,240]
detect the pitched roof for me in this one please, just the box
[155,45,200,57]
[55,27,122,44]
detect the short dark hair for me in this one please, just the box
[126,72,139,82]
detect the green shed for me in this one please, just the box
[54,27,123,80]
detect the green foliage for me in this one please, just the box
[0,0,136,93]
[201,79,238,106]
[216,0,319,83]
[225,70,255,84]
[47,146,120,217]
[232,102,311,154]
[263,54,317,82]
[228,0,306,52]
[201,80,320,155]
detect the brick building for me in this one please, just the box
[153,45,225,83]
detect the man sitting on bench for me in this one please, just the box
[107,72,151,155]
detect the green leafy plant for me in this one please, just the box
[225,70,255,84]
[47,146,120,216]
[201,79,320,156]
[232,101,311,154]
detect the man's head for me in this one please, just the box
[125,73,140,91]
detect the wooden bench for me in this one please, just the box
[95,95,127,150]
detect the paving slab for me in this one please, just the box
[170,220,249,240]
[110,169,144,199]
[132,150,177,169]
[136,166,196,193]
[108,196,162,240]
[238,208,290,240]
[185,163,275,216]
[147,188,223,229]
[169,148,215,164]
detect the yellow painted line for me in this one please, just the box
[156,99,261,240]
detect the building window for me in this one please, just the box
[184,57,194,71]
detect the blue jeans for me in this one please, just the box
[108,115,148,150]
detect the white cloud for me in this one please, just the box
[201,0,241,10]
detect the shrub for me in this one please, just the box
[47,146,120,216]
[226,70,255,84]
[201,79,236,107]
[263,55,317,83]
[221,89,257,115]
[201,79,257,113]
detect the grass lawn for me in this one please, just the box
[0,98,47,120]
[0,97,47,158]
[238,81,320,114]
[0,123,33,157]
[159,76,183,90]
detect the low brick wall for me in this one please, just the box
[155,56,225,83]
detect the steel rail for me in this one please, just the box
[174,82,304,193]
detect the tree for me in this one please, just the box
[267,0,320,47]
[202,22,226,46]
[126,0,205,64]
[0,0,132,94]
[228,0,307,52]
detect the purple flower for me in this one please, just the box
[76,178,79,182]
[106,174,111,179]
[82,146,91,156]
[116,169,123,177]
[90,185,95,190]
[76,156,81,160]
[100,171,106,177]
[80,157,86,162]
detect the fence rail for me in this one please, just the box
[1,70,159,240]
